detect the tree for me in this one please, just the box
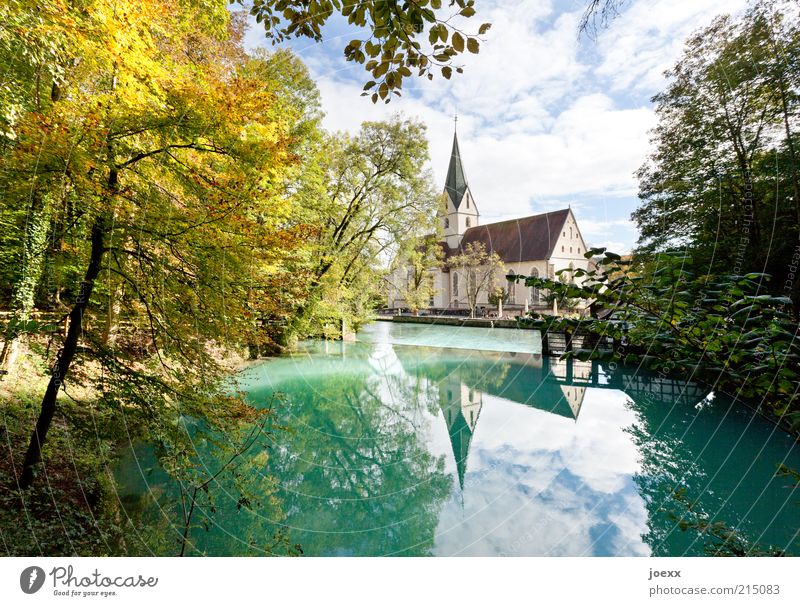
[4,3,316,488]
[448,241,505,318]
[487,286,508,317]
[246,0,491,101]
[512,248,800,431]
[633,1,800,304]
[282,115,439,340]
[393,234,444,314]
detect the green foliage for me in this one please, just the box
[247,0,491,101]
[282,115,439,338]
[513,248,800,430]
[487,286,508,306]
[393,233,444,313]
[634,0,800,305]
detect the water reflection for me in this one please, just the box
[116,326,800,556]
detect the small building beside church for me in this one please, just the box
[388,128,592,315]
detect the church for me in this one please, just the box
[388,127,592,315]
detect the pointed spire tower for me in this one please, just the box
[442,121,479,249]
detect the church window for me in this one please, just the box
[570,227,573,238]
[466,195,470,209]
[444,217,449,229]
[466,217,471,227]
[570,246,573,253]
[507,270,516,304]
[561,245,564,253]
[530,267,540,303]
[578,247,581,254]
[453,273,459,296]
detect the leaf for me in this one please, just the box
[467,37,479,53]
[451,32,464,52]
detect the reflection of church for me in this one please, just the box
[439,374,483,490]
[420,352,710,491]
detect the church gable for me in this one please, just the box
[550,209,588,259]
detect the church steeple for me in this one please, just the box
[445,130,469,209]
[441,122,479,250]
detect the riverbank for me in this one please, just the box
[0,343,127,555]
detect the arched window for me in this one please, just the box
[466,217,471,228]
[506,269,516,304]
[570,226,573,238]
[466,195,470,209]
[529,267,540,303]
[444,217,449,229]
[452,272,459,297]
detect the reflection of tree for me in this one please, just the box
[115,422,296,557]
[246,350,453,556]
[611,365,799,556]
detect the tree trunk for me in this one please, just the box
[777,86,800,228]
[101,281,123,346]
[18,214,107,488]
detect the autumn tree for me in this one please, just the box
[1,2,315,488]
[448,241,505,318]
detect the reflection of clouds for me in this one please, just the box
[431,390,649,556]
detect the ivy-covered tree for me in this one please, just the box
[2,2,318,488]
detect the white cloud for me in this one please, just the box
[242,0,745,251]
[595,0,751,92]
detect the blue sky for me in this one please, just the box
[242,0,750,253]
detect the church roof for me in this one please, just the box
[445,131,469,209]
[452,209,571,263]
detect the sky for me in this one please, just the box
[242,0,751,253]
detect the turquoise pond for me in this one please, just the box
[117,321,800,556]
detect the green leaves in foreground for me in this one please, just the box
[248,0,491,101]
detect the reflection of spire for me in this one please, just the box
[440,381,482,490]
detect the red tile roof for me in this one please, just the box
[449,209,570,263]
